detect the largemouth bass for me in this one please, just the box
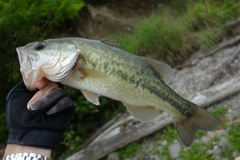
[16,38,222,146]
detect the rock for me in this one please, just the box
[152,155,161,160]
[218,137,229,151]
[168,141,181,159]
[201,134,211,143]
[211,145,221,155]
[190,92,207,106]
[144,153,151,160]
[162,140,168,146]
[157,145,163,151]
[235,157,240,160]
[107,152,119,160]
[233,151,239,158]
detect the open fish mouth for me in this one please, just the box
[17,47,25,67]
[16,46,43,91]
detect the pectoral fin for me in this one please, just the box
[124,103,159,122]
[81,90,100,105]
[139,57,175,82]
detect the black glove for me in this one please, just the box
[6,81,76,149]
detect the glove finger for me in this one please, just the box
[27,82,59,109]
[47,97,76,115]
[29,88,67,115]
[33,103,75,130]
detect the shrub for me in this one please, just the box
[0,0,85,112]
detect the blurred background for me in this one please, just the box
[0,0,240,159]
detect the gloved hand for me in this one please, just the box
[6,80,76,149]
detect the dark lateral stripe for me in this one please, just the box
[141,80,189,115]
[106,63,189,115]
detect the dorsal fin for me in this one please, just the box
[139,57,175,82]
[100,38,121,48]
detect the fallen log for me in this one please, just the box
[81,113,123,148]
[177,35,240,69]
[89,115,134,146]
[66,76,240,160]
[200,44,240,90]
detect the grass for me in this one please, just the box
[211,106,228,118]
[111,11,188,64]
[226,123,240,152]
[111,0,240,65]
[118,142,141,160]
[195,130,206,139]
[219,145,236,159]
[161,145,171,160]
[151,142,170,160]
[155,125,178,143]
[182,0,239,49]
[153,125,177,159]
[179,142,216,160]
[179,134,222,160]
[120,125,177,160]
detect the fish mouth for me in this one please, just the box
[17,47,43,91]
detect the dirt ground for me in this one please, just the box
[71,0,170,39]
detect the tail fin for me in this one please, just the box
[174,105,222,146]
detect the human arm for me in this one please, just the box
[4,144,51,158]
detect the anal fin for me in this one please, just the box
[124,103,159,122]
[81,90,100,105]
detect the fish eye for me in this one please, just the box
[34,42,45,50]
